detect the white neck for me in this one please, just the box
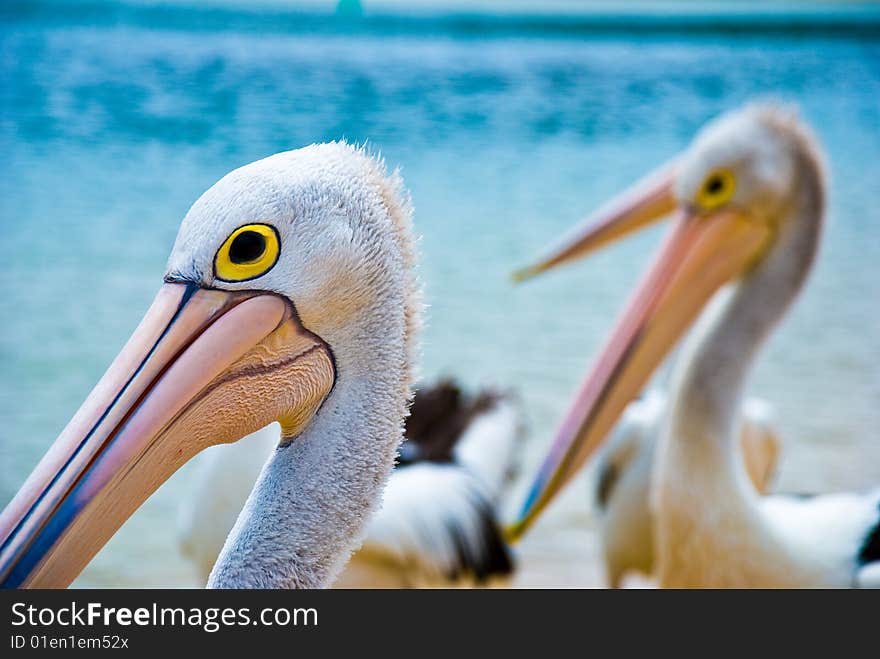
[660,143,824,503]
[208,295,411,588]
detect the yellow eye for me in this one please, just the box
[214,224,280,282]
[696,169,736,210]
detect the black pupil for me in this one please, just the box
[706,175,725,195]
[229,231,266,264]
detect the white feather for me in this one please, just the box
[760,490,880,586]
[453,395,525,500]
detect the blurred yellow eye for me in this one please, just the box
[214,224,280,282]
[697,169,736,210]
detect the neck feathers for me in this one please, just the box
[667,125,825,466]
[654,121,826,583]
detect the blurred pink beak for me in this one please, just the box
[0,282,335,588]
[507,163,770,541]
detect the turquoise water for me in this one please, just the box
[1,3,879,586]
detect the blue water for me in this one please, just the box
[1,2,879,586]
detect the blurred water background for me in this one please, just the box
[1,0,879,587]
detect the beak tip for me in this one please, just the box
[503,513,534,545]
[511,265,539,284]
[503,521,525,545]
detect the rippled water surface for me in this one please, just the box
[1,3,879,586]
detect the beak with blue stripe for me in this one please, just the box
[0,282,335,588]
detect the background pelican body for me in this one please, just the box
[595,391,781,587]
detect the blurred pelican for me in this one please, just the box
[511,105,880,587]
[179,380,522,588]
[596,390,780,587]
[0,143,425,588]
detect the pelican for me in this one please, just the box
[511,104,880,587]
[0,142,424,588]
[596,391,781,587]
[179,380,522,587]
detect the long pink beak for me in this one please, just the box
[507,164,770,541]
[0,282,335,588]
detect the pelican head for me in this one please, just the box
[0,142,421,588]
[509,104,824,539]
